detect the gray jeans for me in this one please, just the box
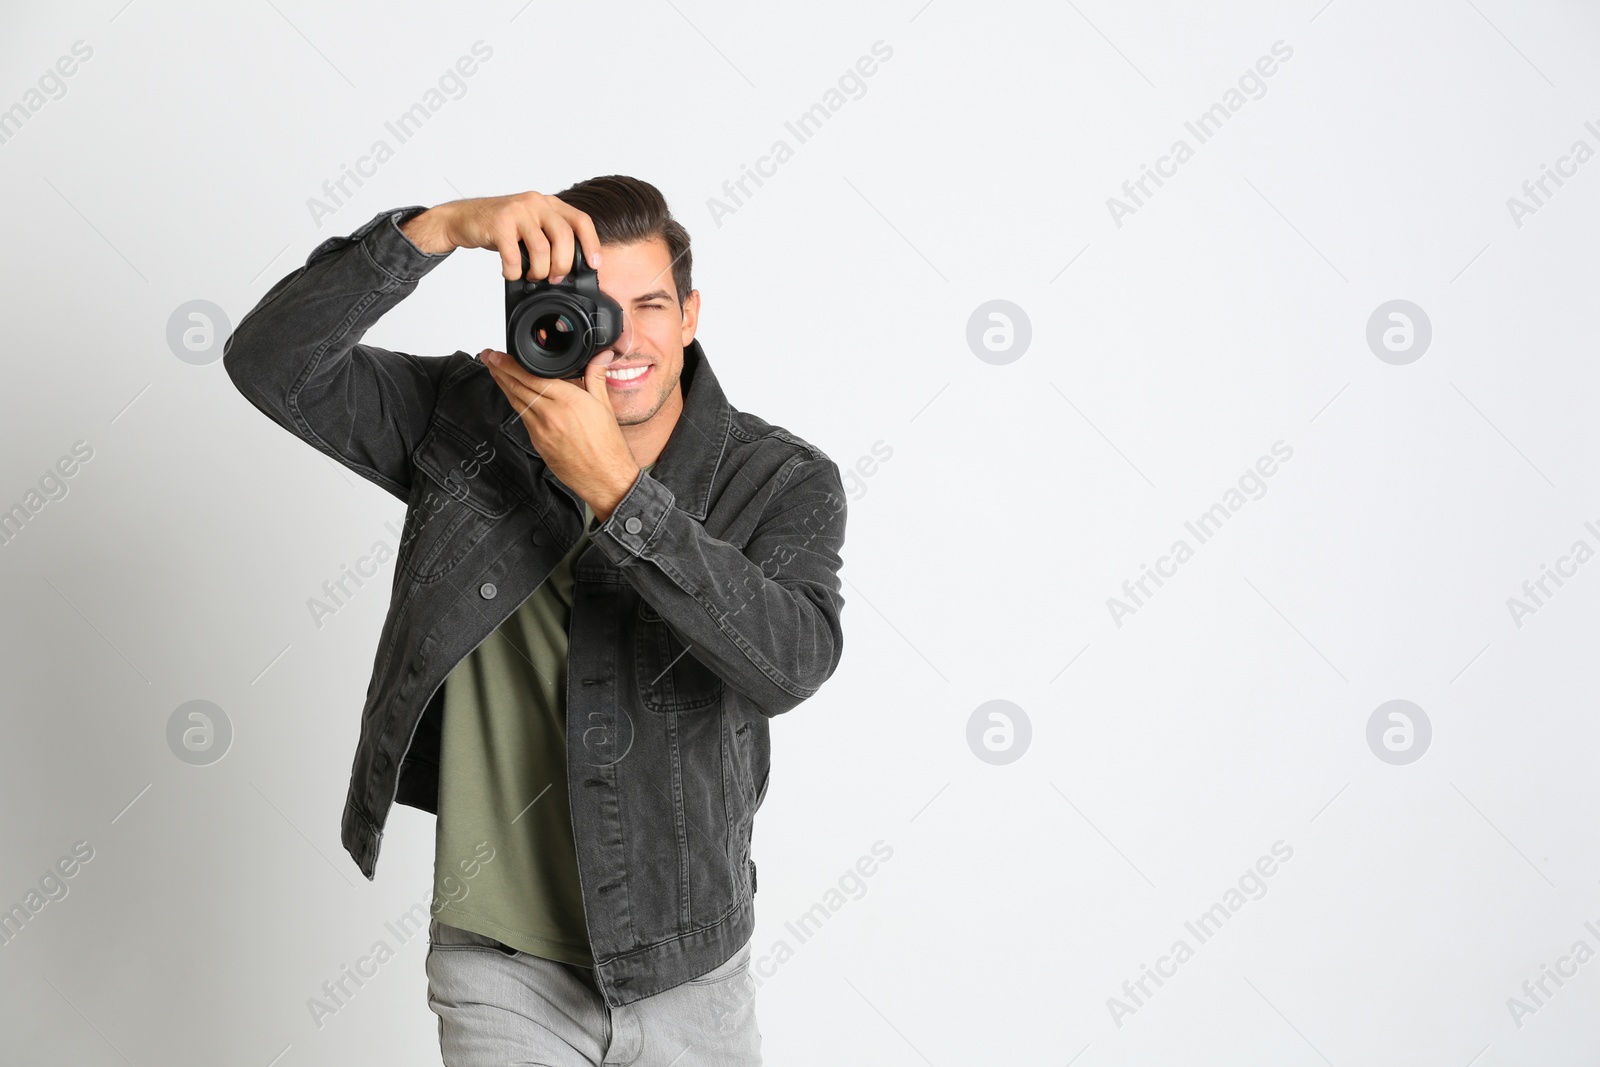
[426,919,763,1066]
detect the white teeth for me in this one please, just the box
[606,365,649,381]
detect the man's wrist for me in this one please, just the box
[591,465,644,524]
[398,206,456,255]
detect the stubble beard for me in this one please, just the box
[613,360,680,427]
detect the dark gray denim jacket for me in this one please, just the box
[221,205,848,1005]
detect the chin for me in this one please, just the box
[614,396,659,426]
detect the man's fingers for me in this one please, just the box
[555,202,602,269]
[484,352,561,416]
[519,223,550,282]
[494,224,523,281]
[545,219,575,283]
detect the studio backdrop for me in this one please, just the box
[2,1,1599,1064]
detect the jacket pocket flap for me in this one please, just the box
[412,420,525,517]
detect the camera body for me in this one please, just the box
[504,240,623,379]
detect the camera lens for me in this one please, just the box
[531,311,576,355]
[507,282,620,379]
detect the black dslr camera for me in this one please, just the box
[504,240,622,379]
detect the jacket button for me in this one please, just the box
[479,582,497,599]
[531,527,549,546]
[623,516,643,534]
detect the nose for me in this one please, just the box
[603,304,639,360]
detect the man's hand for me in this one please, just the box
[399,190,603,282]
[481,347,641,523]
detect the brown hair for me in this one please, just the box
[554,175,692,308]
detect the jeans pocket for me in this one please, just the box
[686,940,752,985]
[429,919,519,957]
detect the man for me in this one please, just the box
[222,176,849,1065]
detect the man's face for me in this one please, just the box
[583,236,699,427]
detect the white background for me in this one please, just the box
[2,1,1599,1064]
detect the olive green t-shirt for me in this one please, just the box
[431,466,654,966]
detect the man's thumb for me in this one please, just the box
[586,351,617,405]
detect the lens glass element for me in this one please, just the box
[531,312,576,355]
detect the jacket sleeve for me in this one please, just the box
[221,205,456,501]
[588,453,848,717]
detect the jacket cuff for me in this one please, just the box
[306,205,451,283]
[591,469,674,564]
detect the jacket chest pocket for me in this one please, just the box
[634,599,725,712]
[400,421,529,582]
[397,502,489,582]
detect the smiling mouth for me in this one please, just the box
[605,363,652,388]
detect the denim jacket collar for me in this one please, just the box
[494,338,730,521]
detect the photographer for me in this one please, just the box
[222,176,848,1066]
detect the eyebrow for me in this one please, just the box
[632,290,675,304]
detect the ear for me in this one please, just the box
[679,289,701,347]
